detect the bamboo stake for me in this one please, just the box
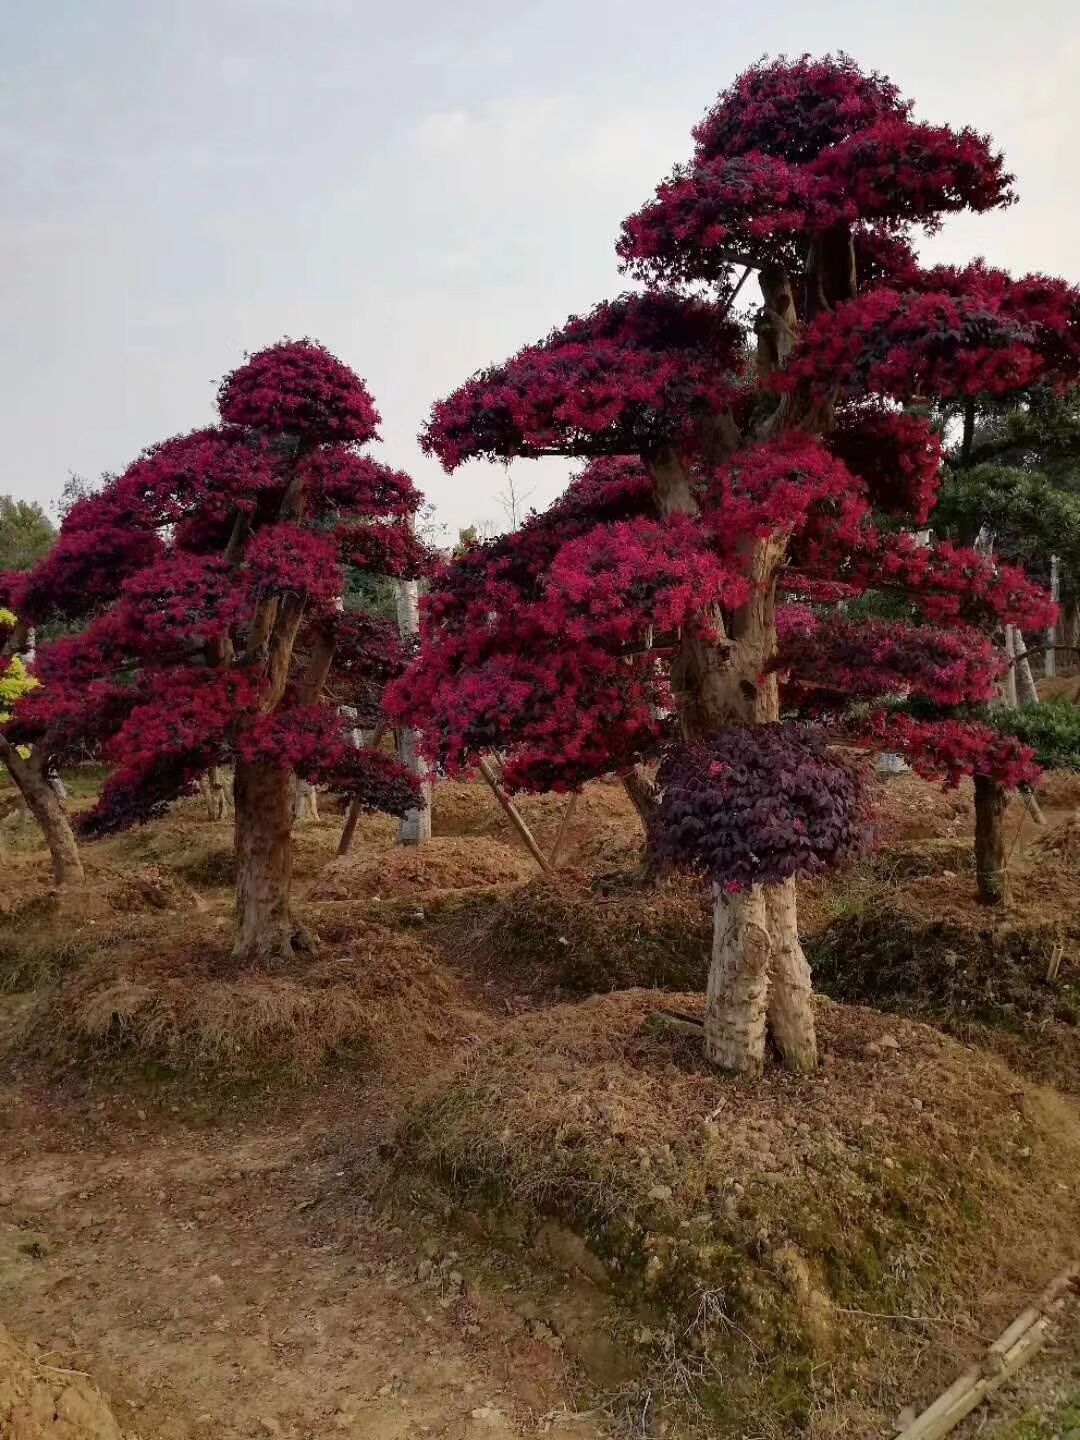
[548,792,579,868]
[477,756,552,873]
[894,1267,1079,1440]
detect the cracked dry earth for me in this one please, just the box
[0,1074,607,1440]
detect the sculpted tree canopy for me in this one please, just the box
[2,340,428,958]
[399,53,1072,1075]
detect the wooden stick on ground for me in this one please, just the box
[548,792,579,868]
[477,757,552,874]
[894,1266,1079,1440]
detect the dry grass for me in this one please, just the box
[307,834,536,902]
[433,870,711,996]
[9,912,486,1081]
[396,991,1080,1435]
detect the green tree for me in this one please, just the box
[0,497,56,574]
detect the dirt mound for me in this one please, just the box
[1030,811,1080,863]
[436,872,710,996]
[870,772,974,844]
[809,867,1080,1092]
[0,1322,132,1439]
[13,921,484,1079]
[396,991,1080,1433]
[308,835,536,902]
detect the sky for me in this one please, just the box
[2,0,1078,539]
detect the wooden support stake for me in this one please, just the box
[1046,942,1065,984]
[549,792,579,868]
[477,757,552,873]
[894,1267,1079,1440]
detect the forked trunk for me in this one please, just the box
[974,774,1008,906]
[233,758,310,965]
[1,743,84,888]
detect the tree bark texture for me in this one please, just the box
[1,740,84,888]
[233,758,310,965]
[974,774,1008,906]
[705,886,772,1074]
[620,765,659,832]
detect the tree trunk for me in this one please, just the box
[705,886,771,1075]
[974,774,1008,906]
[620,765,658,832]
[645,453,819,1074]
[1,742,84,888]
[765,878,817,1070]
[233,759,310,965]
[395,578,432,846]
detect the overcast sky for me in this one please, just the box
[2,0,1078,538]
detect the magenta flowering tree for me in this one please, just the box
[400,54,1073,1075]
[3,340,428,959]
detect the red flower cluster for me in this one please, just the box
[337,520,432,579]
[782,288,1045,402]
[857,711,1040,790]
[245,523,344,604]
[296,449,420,517]
[16,488,164,625]
[237,704,420,812]
[218,339,381,444]
[777,609,1003,709]
[421,293,746,470]
[545,515,749,644]
[692,53,908,164]
[115,553,252,653]
[827,405,942,522]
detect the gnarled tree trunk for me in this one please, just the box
[974,773,1008,906]
[646,445,817,1074]
[1,740,84,889]
[233,758,311,965]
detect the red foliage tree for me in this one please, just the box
[400,54,1073,1074]
[3,340,428,958]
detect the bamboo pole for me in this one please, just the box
[894,1267,1079,1440]
[477,757,552,873]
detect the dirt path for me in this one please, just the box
[0,1074,608,1440]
